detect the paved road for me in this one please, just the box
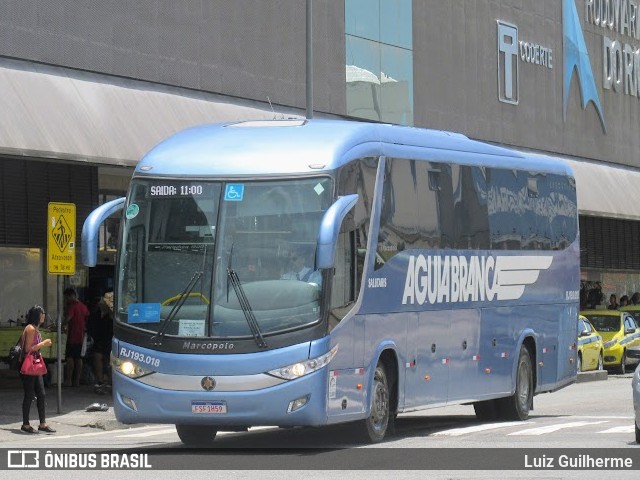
[0,368,638,478]
[0,370,633,445]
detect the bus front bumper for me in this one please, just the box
[111,369,329,427]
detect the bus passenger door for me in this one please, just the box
[404,310,450,408]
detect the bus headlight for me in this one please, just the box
[268,345,338,380]
[110,353,154,379]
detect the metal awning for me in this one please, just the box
[0,58,305,167]
[521,150,640,221]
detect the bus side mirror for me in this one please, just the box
[81,197,126,267]
[316,194,358,269]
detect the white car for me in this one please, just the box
[629,346,640,443]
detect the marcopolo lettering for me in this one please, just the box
[402,255,554,305]
[182,341,235,351]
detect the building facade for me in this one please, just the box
[0,0,638,322]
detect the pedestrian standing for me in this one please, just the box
[62,288,89,387]
[19,305,56,434]
[88,290,114,387]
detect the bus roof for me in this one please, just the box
[135,119,574,177]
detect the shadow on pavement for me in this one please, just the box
[0,368,119,439]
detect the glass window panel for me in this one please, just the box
[377,159,453,269]
[380,44,413,125]
[488,169,526,250]
[487,169,577,251]
[337,158,379,290]
[453,166,490,249]
[345,0,380,41]
[346,35,382,121]
[345,1,414,125]
[380,0,412,49]
[0,247,43,325]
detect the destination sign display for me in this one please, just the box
[148,183,216,197]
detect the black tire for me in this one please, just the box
[354,361,392,443]
[597,352,604,371]
[619,351,627,375]
[577,353,583,372]
[175,425,218,446]
[498,346,533,421]
[473,400,497,421]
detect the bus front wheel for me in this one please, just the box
[354,361,392,443]
[175,425,218,446]
[498,346,533,421]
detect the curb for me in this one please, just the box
[576,370,608,383]
[49,410,123,431]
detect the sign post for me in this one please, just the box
[48,202,76,413]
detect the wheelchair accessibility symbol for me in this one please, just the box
[224,184,244,201]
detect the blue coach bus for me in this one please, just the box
[82,119,580,444]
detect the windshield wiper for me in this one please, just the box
[151,271,203,346]
[227,267,268,349]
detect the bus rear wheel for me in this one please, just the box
[175,425,218,446]
[354,361,392,443]
[498,346,533,421]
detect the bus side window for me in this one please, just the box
[330,158,378,329]
[329,227,355,331]
[453,166,489,249]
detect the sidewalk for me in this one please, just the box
[0,369,123,442]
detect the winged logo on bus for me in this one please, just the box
[493,255,554,301]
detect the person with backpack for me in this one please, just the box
[19,305,55,434]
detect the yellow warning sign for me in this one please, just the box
[48,202,76,275]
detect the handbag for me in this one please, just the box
[20,352,48,376]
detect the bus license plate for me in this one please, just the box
[191,401,227,414]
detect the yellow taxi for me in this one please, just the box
[581,310,640,374]
[577,315,604,372]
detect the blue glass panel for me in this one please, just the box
[345,0,380,41]
[380,0,412,49]
[380,44,413,125]
[346,35,382,121]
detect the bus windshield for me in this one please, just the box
[117,177,333,339]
